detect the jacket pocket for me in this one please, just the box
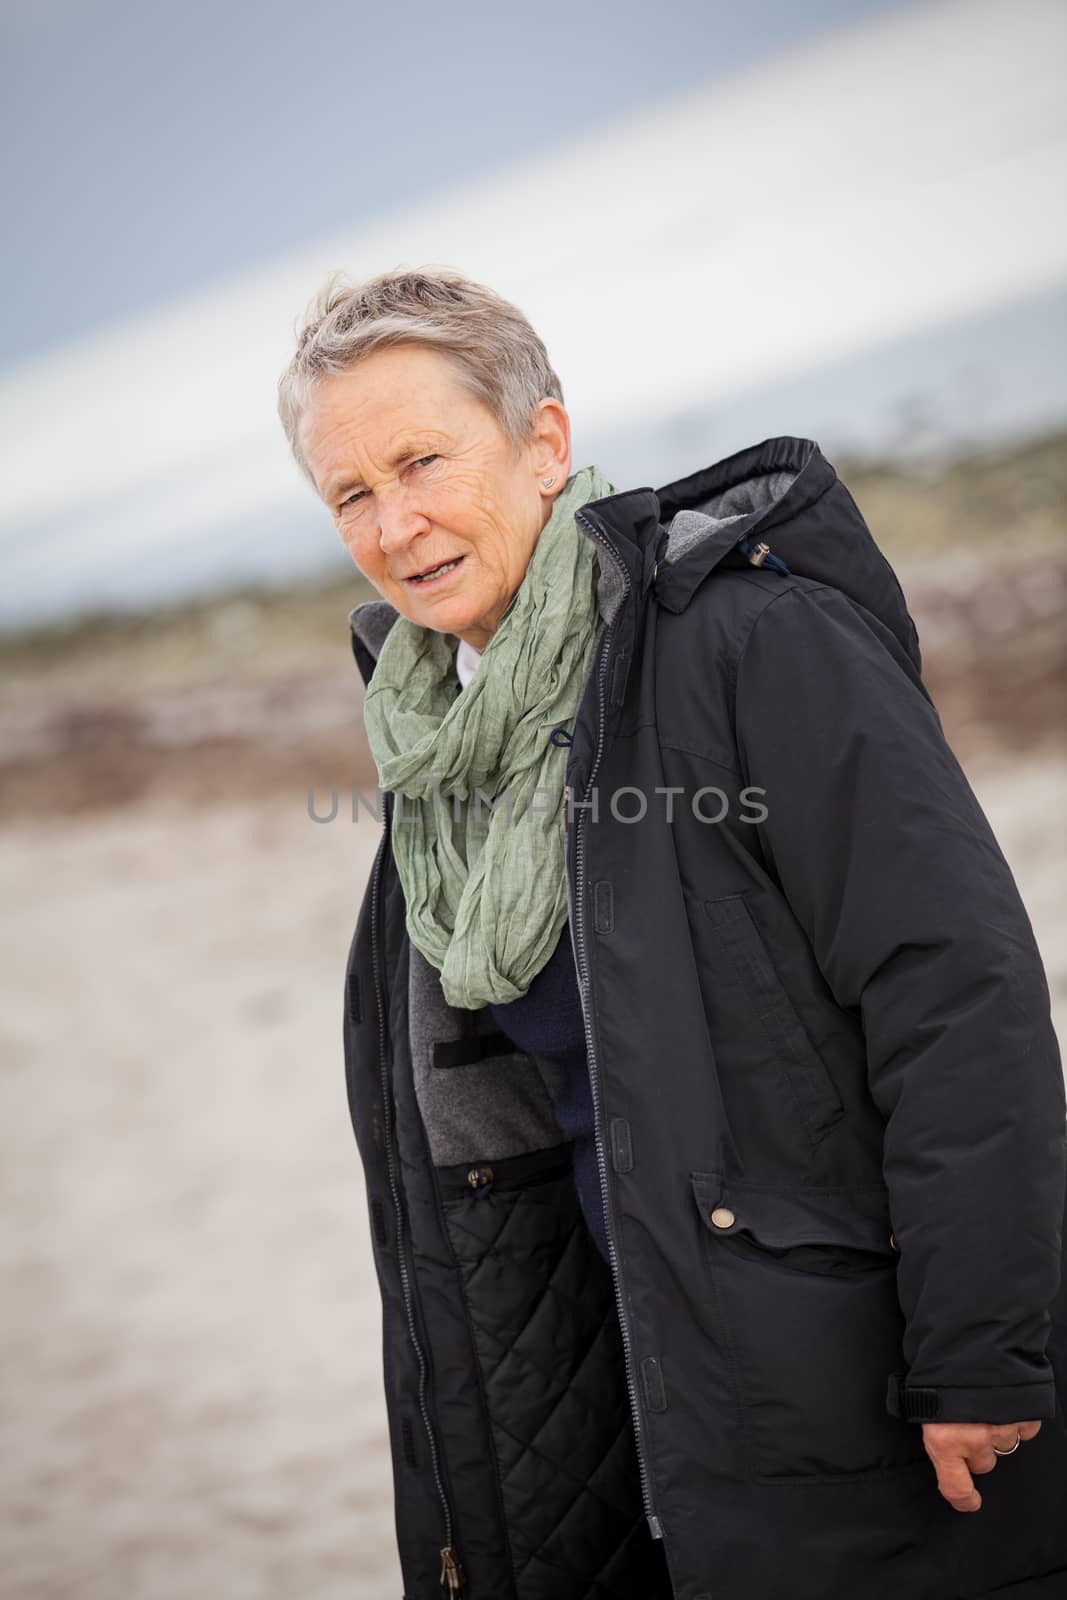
[703,895,843,1145]
[691,1172,928,1481]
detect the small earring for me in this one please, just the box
[542,476,556,488]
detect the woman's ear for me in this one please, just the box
[532,397,571,492]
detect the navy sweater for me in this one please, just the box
[489,929,609,1261]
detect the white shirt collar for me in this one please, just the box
[455,637,483,689]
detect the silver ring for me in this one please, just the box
[992,1436,1021,1456]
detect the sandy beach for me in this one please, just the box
[1,798,399,1599]
[1,748,1064,1599]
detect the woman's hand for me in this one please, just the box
[922,1420,1043,1511]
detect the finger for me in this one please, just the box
[1018,1421,1043,1443]
[989,1426,1021,1454]
[968,1445,998,1476]
[930,1453,982,1513]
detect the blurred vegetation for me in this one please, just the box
[0,429,1062,818]
[841,427,1066,564]
[1,429,1063,701]
[0,569,378,707]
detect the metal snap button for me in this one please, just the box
[710,1206,736,1230]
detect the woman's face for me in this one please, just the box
[299,344,571,650]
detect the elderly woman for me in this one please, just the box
[277,269,1067,1600]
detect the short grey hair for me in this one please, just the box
[277,265,565,492]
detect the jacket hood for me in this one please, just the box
[349,436,921,684]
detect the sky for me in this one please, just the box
[1,0,1064,626]
[0,0,906,366]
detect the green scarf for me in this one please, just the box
[362,464,616,1008]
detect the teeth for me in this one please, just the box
[411,558,460,582]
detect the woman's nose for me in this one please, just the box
[377,491,432,554]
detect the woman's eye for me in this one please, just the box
[339,456,436,511]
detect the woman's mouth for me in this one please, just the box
[403,556,466,588]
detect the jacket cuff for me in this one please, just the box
[886,1373,1057,1424]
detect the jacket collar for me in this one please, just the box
[592,435,836,615]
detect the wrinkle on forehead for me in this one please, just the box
[299,352,474,502]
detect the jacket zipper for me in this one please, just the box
[569,506,663,1542]
[368,810,466,1593]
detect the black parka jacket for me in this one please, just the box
[343,436,1067,1600]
